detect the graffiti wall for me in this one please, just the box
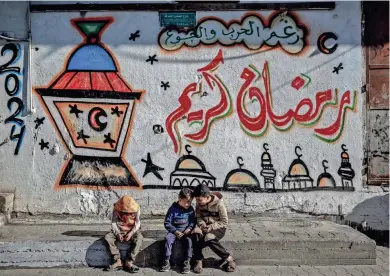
[0,2,386,217]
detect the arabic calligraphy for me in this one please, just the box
[158,12,307,54]
[165,49,357,154]
[165,50,233,154]
[237,62,357,142]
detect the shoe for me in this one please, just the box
[224,256,236,273]
[124,260,140,273]
[109,258,123,271]
[193,260,203,274]
[160,259,171,272]
[182,260,191,274]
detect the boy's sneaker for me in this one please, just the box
[194,260,203,274]
[182,260,191,274]
[160,260,171,272]
[109,259,123,271]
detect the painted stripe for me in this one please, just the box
[66,72,91,90]
[51,72,77,89]
[91,72,113,91]
[106,72,132,92]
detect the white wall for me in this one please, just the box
[0,2,387,228]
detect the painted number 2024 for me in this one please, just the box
[0,43,25,155]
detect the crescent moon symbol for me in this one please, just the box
[88,107,108,132]
[317,32,338,55]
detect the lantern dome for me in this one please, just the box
[67,44,117,71]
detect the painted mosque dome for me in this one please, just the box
[170,145,216,187]
[175,155,207,171]
[283,146,313,184]
[225,171,259,186]
[318,177,335,187]
[223,157,260,191]
[289,161,309,176]
[317,160,336,188]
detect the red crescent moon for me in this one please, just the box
[89,109,101,129]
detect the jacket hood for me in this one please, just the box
[114,195,139,213]
[209,192,223,206]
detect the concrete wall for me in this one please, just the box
[0,2,387,228]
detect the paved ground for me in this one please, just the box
[0,215,377,267]
[0,246,388,276]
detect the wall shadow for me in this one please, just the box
[64,229,204,269]
[344,194,389,247]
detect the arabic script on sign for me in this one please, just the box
[158,12,307,54]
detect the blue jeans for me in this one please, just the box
[165,232,193,260]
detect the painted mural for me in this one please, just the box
[158,11,307,54]
[34,17,145,189]
[31,9,361,193]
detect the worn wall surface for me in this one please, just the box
[0,2,387,228]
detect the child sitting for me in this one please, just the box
[160,188,195,274]
[104,195,143,273]
[192,184,236,273]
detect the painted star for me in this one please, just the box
[34,117,45,129]
[39,139,49,150]
[111,106,124,117]
[103,133,116,148]
[160,81,170,91]
[69,104,83,118]
[77,129,90,144]
[146,54,158,65]
[332,63,344,74]
[129,30,140,41]
[141,152,164,181]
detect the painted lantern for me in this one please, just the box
[35,17,144,188]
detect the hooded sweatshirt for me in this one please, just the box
[111,195,141,236]
[164,202,195,233]
[195,192,228,231]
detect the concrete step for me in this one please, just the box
[0,216,376,268]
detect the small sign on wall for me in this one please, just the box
[159,12,196,28]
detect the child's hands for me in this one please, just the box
[175,231,184,239]
[116,234,124,242]
[124,232,132,241]
[183,229,192,236]
[200,225,209,233]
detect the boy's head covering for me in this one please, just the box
[193,184,211,197]
[114,195,139,213]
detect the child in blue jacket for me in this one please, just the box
[160,188,195,274]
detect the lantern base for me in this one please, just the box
[59,155,140,188]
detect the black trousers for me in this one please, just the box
[193,228,230,261]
